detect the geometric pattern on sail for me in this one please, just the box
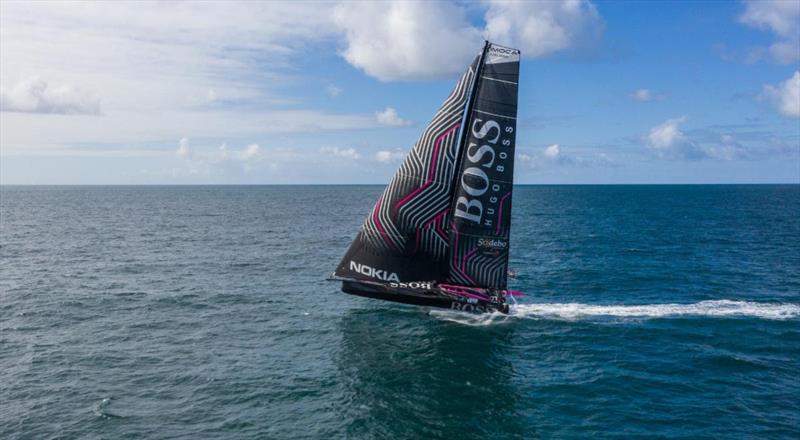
[358,54,480,262]
[447,43,520,289]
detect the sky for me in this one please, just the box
[0,0,798,184]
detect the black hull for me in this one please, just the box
[341,280,509,314]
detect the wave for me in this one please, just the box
[430,300,800,326]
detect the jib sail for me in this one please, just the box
[447,43,520,289]
[334,51,484,283]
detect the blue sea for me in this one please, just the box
[1,185,799,439]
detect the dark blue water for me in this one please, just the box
[1,185,798,439]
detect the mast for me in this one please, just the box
[446,41,490,234]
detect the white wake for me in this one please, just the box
[430,300,800,325]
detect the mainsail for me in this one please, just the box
[447,43,520,289]
[335,42,520,292]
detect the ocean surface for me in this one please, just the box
[1,184,799,439]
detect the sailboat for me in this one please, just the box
[331,41,522,314]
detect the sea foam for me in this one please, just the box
[430,300,800,325]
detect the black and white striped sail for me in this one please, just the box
[335,42,519,289]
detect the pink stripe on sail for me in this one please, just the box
[462,246,478,272]
[421,208,448,240]
[495,192,511,235]
[434,209,448,240]
[393,122,460,212]
[449,223,476,285]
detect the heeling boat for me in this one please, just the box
[331,41,523,314]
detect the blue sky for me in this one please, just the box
[1,0,798,184]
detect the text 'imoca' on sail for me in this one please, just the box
[331,41,524,314]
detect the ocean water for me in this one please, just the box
[1,184,798,439]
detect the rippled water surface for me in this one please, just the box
[1,185,799,439]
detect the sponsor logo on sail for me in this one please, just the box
[478,238,507,250]
[454,118,513,225]
[488,46,518,57]
[350,261,400,283]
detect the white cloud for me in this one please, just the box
[761,71,800,118]
[643,118,761,161]
[240,144,261,160]
[647,116,687,150]
[543,144,561,159]
[321,146,360,160]
[517,144,612,169]
[334,1,482,81]
[177,140,263,164]
[517,152,533,164]
[326,85,343,97]
[0,2,337,110]
[484,0,603,58]
[704,135,749,161]
[336,0,604,81]
[739,0,800,63]
[0,77,100,114]
[631,89,652,102]
[375,149,406,163]
[629,88,668,102]
[176,137,192,158]
[375,107,412,127]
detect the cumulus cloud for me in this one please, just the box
[335,0,604,81]
[543,144,561,159]
[739,0,800,63]
[641,117,781,161]
[761,71,800,118]
[334,1,482,81]
[321,146,360,160]
[484,0,603,58]
[0,77,100,114]
[375,149,406,163]
[375,107,412,127]
[647,116,687,150]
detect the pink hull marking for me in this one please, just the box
[393,122,460,213]
[438,284,491,301]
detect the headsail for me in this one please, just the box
[447,43,520,289]
[334,52,483,283]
